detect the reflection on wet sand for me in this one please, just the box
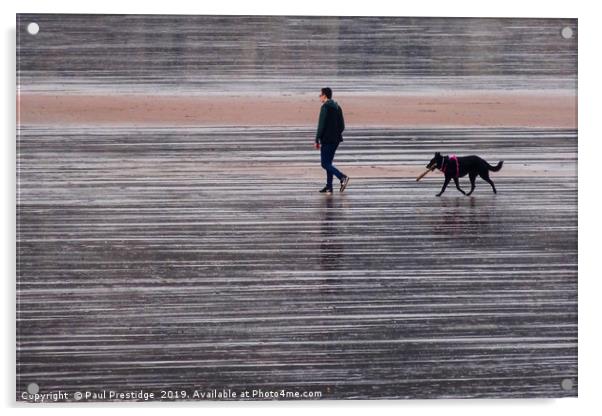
[431,196,494,238]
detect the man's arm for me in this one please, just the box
[315,105,327,144]
[338,106,345,134]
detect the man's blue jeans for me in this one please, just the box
[320,142,344,189]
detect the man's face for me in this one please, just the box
[319,92,327,103]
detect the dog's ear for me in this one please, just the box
[435,152,441,157]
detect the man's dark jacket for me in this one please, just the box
[315,99,345,145]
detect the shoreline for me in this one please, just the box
[18,92,577,128]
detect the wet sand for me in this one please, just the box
[18,91,576,128]
[17,126,577,399]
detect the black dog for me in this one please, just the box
[426,152,503,197]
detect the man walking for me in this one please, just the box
[315,87,349,194]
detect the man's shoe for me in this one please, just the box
[340,176,350,192]
[319,186,333,194]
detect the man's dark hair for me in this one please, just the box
[321,87,332,99]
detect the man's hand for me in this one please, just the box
[314,143,320,150]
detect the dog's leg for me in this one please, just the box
[484,177,497,194]
[480,172,497,194]
[466,172,477,196]
[453,177,466,195]
[436,177,451,197]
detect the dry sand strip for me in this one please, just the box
[17,92,576,128]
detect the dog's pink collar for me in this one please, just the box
[441,155,459,177]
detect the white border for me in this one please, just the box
[3,1,599,415]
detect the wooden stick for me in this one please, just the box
[416,168,434,181]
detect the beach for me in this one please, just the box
[16,14,578,401]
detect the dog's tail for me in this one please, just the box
[488,160,504,172]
